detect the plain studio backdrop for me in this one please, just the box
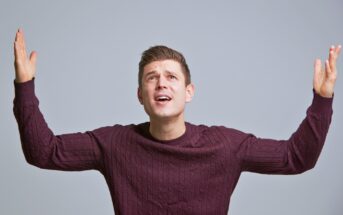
[1,0,342,214]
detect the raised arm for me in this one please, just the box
[13,29,108,172]
[229,45,341,174]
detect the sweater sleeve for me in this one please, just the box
[222,91,333,175]
[13,79,108,172]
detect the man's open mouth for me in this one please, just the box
[155,95,172,102]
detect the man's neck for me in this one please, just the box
[149,116,186,141]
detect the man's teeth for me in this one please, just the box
[157,96,170,101]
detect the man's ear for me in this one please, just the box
[137,87,143,105]
[185,83,195,103]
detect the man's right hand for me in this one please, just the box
[14,28,37,83]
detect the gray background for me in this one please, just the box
[1,0,342,214]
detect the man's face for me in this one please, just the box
[138,59,194,121]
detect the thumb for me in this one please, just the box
[29,51,37,65]
[29,51,37,74]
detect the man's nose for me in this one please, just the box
[156,76,167,89]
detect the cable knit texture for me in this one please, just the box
[13,79,333,215]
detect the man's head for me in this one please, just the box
[137,45,194,121]
[138,45,191,88]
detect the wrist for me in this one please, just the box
[15,76,34,84]
[318,91,334,98]
[314,88,334,98]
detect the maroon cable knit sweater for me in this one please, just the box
[13,79,333,215]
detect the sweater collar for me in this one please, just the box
[137,122,193,146]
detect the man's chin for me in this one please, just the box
[151,113,174,120]
[149,112,181,122]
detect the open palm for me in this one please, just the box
[14,28,37,83]
[313,45,341,98]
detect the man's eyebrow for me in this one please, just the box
[144,71,157,77]
[144,70,178,77]
[165,70,178,76]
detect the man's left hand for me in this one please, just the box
[313,45,341,98]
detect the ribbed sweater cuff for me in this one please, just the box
[13,78,36,103]
[311,89,333,114]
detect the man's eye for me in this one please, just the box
[169,75,177,80]
[147,76,156,81]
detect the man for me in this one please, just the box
[13,28,341,214]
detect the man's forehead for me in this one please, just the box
[143,59,183,74]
